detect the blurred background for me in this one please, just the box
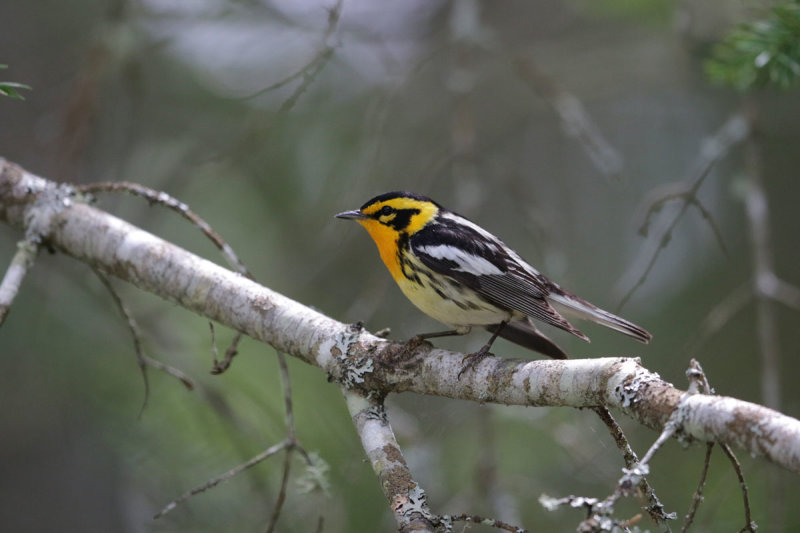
[1,0,799,531]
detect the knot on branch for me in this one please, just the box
[321,322,378,389]
[24,182,79,244]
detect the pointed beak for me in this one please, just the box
[335,209,368,220]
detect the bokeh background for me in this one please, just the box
[2,1,799,531]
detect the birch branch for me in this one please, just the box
[0,238,38,324]
[2,158,800,509]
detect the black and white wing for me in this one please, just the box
[410,211,589,341]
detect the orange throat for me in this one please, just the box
[360,220,405,280]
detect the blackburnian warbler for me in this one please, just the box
[336,192,651,362]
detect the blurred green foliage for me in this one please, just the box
[0,64,31,100]
[706,0,800,90]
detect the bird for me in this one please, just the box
[335,191,651,365]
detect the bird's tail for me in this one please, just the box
[548,290,652,344]
[486,319,568,359]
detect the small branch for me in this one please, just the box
[683,359,755,532]
[0,239,38,325]
[343,388,437,532]
[76,181,253,374]
[441,513,527,533]
[617,113,749,310]
[75,181,251,277]
[154,439,291,519]
[591,406,670,525]
[265,352,310,532]
[637,185,728,257]
[680,443,714,533]
[239,0,343,112]
[94,268,194,416]
[720,443,756,533]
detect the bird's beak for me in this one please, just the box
[335,209,368,220]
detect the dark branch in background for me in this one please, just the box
[239,0,343,113]
[682,359,754,533]
[591,406,670,525]
[637,183,729,257]
[617,113,749,310]
[440,513,528,533]
[155,440,291,519]
[74,180,312,526]
[76,181,252,276]
[94,267,195,416]
[680,443,714,533]
[721,444,756,533]
[76,181,253,373]
[265,352,312,533]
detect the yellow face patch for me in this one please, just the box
[361,197,438,233]
[356,197,439,280]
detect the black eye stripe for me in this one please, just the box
[381,208,420,230]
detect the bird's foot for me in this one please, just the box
[382,335,433,364]
[457,344,492,379]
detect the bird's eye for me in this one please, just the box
[379,206,393,216]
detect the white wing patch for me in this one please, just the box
[440,211,542,278]
[440,211,498,242]
[416,244,504,276]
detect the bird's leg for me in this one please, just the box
[392,326,472,360]
[458,321,508,378]
[413,327,471,343]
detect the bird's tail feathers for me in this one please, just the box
[548,291,652,344]
[487,319,568,359]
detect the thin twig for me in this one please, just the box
[683,359,755,532]
[240,0,343,112]
[680,442,714,533]
[591,406,671,525]
[76,181,252,277]
[154,439,291,519]
[265,446,293,533]
[95,268,148,414]
[265,352,310,533]
[94,268,195,415]
[443,513,528,533]
[210,332,242,374]
[720,443,756,533]
[0,239,38,326]
[618,113,749,310]
[77,181,253,374]
[638,186,728,257]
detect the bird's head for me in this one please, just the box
[335,192,439,241]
